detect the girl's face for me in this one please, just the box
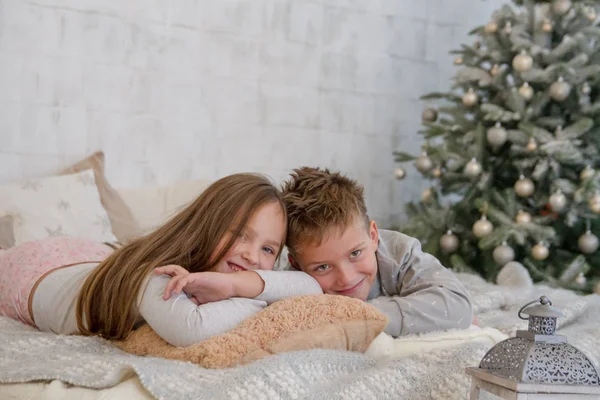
[211,201,286,273]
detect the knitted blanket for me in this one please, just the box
[1,272,599,400]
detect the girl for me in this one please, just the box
[0,173,322,346]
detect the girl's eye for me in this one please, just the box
[350,250,361,258]
[263,246,274,255]
[315,264,330,272]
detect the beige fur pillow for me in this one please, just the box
[115,294,388,369]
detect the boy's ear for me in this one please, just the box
[288,253,300,270]
[369,220,379,250]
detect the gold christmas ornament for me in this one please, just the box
[454,56,464,65]
[512,50,533,73]
[464,158,483,178]
[473,216,493,238]
[552,0,572,16]
[581,82,591,95]
[462,88,478,107]
[550,76,571,101]
[580,165,595,181]
[487,122,508,147]
[440,230,459,253]
[503,21,513,34]
[541,19,553,32]
[578,230,599,254]
[516,210,532,224]
[586,6,597,21]
[393,167,406,180]
[415,152,434,174]
[432,167,443,178]
[518,82,534,100]
[549,190,567,212]
[484,20,499,34]
[493,242,515,266]
[589,192,600,213]
[490,64,500,77]
[422,188,434,203]
[514,176,535,198]
[526,138,537,152]
[421,107,438,122]
[575,272,586,287]
[531,242,549,261]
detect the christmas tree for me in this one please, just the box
[394,0,600,293]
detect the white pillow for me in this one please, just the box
[0,170,117,245]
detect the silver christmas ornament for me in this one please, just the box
[515,176,535,197]
[473,216,493,238]
[421,188,433,203]
[393,167,406,180]
[518,82,534,100]
[580,165,595,181]
[550,77,571,101]
[440,230,459,253]
[526,138,537,152]
[552,0,572,16]
[462,88,478,107]
[581,82,591,95]
[464,158,482,178]
[575,272,587,287]
[415,153,434,174]
[512,51,533,73]
[484,20,499,34]
[516,210,532,224]
[549,190,567,212]
[578,230,599,254]
[421,107,438,122]
[493,242,515,266]
[503,21,513,34]
[487,122,508,147]
[532,242,550,261]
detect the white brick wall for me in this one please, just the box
[0,0,504,226]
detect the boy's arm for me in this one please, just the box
[367,234,473,337]
[252,270,323,304]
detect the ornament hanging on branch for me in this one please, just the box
[440,230,459,253]
[515,176,535,197]
[586,6,597,21]
[484,20,499,34]
[421,107,438,122]
[549,190,567,212]
[580,165,594,181]
[581,82,591,95]
[578,230,599,254]
[493,242,515,266]
[526,138,537,152]
[464,158,482,178]
[487,122,508,147]
[512,50,533,73]
[503,21,512,35]
[393,167,406,180]
[490,64,500,77]
[519,82,534,100]
[462,88,478,107]
[421,188,434,203]
[415,152,434,174]
[575,272,587,287]
[454,56,463,65]
[552,0,572,16]
[473,215,493,238]
[432,167,443,178]
[588,192,600,213]
[550,77,571,101]
[516,210,532,224]
[541,19,553,33]
[531,242,549,260]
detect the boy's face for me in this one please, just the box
[289,218,379,301]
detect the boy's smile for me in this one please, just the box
[289,218,379,301]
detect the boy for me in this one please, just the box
[280,167,472,337]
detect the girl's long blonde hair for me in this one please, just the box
[76,173,286,340]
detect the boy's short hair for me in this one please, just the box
[281,167,369,255]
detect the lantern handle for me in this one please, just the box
[518,296,551,320]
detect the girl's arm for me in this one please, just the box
[137,274,267,347]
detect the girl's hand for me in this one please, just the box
[160,270,265,305]
[154,264,189,278]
